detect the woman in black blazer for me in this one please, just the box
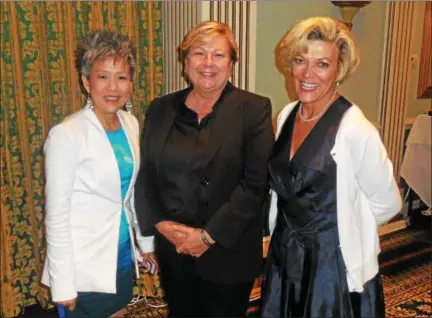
[134,21,274,317]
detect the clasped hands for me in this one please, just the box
[155,220,214,258]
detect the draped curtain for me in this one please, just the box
[0,2,163,317]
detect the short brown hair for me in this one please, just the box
[277,17,360,83]
[75,30,137,81]
[178,21,239,65]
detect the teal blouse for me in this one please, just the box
[105,126,133,273]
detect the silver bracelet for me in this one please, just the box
[201,229,212,247]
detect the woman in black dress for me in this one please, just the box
[261,17,402,318]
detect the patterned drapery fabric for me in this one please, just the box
[0,2,163,317]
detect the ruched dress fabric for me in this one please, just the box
[261,97,385,318]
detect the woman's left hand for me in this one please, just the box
[138,251,159,274]
[173,226,210,258]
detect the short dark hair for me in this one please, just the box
[75,30,137,81]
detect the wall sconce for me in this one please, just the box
[331,1,371,30]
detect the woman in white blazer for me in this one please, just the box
[41,31,156,318]
[260,17,402,318]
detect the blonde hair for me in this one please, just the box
[277,17,360,83]
[178,21,239,65]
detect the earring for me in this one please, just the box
[125,100,132,113]
[86,95,94,110]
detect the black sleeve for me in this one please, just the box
[205,97,274,248]
[134,98,166,236]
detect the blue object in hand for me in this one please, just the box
[57,305,66,318]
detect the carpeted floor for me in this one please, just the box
[17,227,431,318]
[120,296,168,318]
[379,228,431,317]
[120,228,431,318]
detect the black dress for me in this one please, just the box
[261,97,385,318]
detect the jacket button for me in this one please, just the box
[200,177,209,187]
[202,201,209,207]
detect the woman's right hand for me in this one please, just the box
[57,298,77,311]
[155,220,188,247]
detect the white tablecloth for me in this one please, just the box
[400,114,431,207]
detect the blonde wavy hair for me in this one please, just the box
[277,17,360,84]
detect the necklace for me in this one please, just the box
[299,91,338,122]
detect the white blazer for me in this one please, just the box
[269,100,402,292]
[41,107,153,302]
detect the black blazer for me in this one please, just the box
[135,82,274,284]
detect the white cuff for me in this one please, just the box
[136,235,154,253]
[50,278,77,302]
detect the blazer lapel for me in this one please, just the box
[201,83,239,167]
[151,83,239,169]
[83,106,105,131]
[82,108,122,201]
[153,96,181,172]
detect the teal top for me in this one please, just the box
[105,125,133,273]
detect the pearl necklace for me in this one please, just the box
[299,91,338,122]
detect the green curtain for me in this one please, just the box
[0,2,163,317]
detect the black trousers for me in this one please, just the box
[159,252,254,317]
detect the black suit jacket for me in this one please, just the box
[135,82,274,284]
